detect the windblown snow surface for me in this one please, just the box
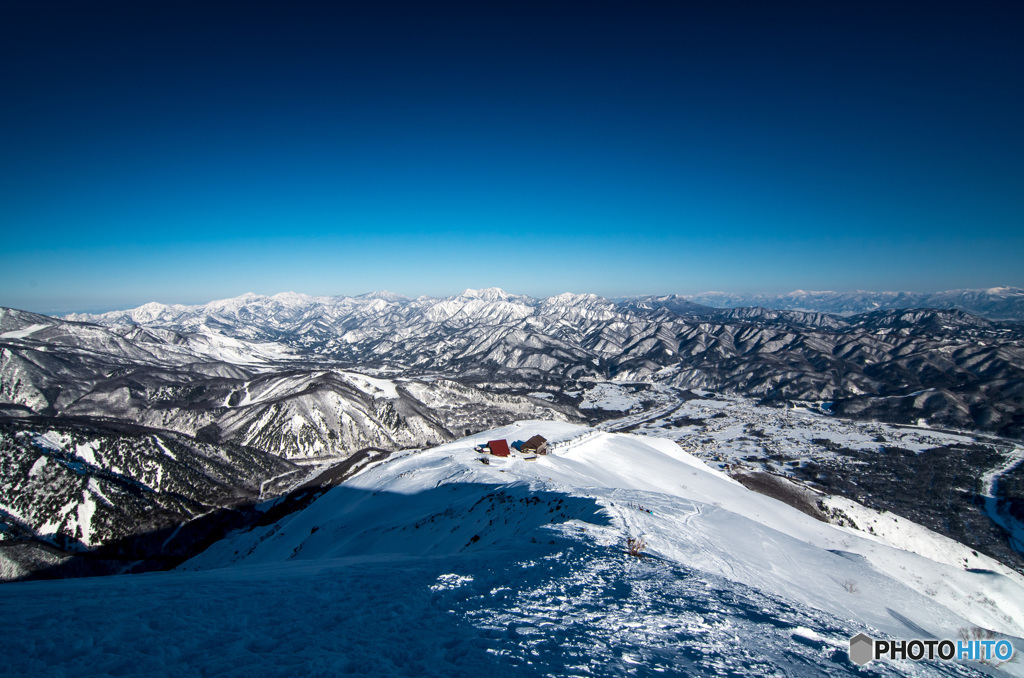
[2,422,1022,677]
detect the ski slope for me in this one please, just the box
[2,422,1021,676]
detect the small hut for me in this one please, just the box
[487,439,510,457]
[521,435,548,455]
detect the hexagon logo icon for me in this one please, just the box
[849,633,874,666]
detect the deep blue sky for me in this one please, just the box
[2,0,1022,313]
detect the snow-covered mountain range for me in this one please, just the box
[681,287,1024,322]
[66,288,1024,437]
[1,306,576,458]
[0,306,576,576]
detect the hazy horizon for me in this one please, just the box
[6,283,1013,318]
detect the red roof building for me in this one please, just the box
[487,439,510,457]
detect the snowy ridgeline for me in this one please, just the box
[593,384,1024,574]
[2,420,1023,677]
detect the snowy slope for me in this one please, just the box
[2,423,1021,675]
[185,422,1024,640]
[0,418,296,580]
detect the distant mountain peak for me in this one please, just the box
[356,290,408,302]
[548,292,602,303]
[270,291,315,303]
[56,285,1024,335]
[459,287,512,301]
[682,287,1024,322]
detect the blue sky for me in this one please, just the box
[2,0,1022,313]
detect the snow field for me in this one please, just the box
[193,422,1024,649]
[0,556,515,678]
[2,420,1021,676]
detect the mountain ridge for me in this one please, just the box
[681,286,1024,321]
[56,288,1024,438]
[65,285,1024,325]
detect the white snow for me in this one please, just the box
[2,422,1022,676]
[343,372,400,399]
[77,485,97,546]
[152,435,177,461]
[187,421,1024,643]
[0,323,49,339]
[75,441,99,466]
[180,332,296,364]
[578,382,638,411]
[32,431,70,452]
[27,456,48,478]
